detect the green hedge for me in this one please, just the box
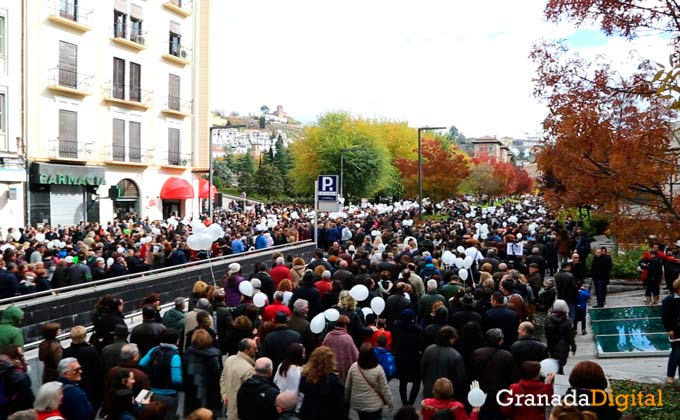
[585,248,643,280]
[611,380,680,419]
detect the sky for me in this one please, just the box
[210,0,671,139]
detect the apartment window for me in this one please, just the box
[59,110,77,158]
[113,57,125,99]
[130,4,143,41]
[0,93,5,133]
[170,0,182,6]
[129,62,141,102]
[169,21,182,56]
[129,121,141,162]
[112,118,125,161]
[0,16,5,58]
[60,0,78,21]
[168,74,180,110]
[168,128,180,165]
[59,41,77,89]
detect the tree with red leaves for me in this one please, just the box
[461,155,533,198]
[396,137,470,201]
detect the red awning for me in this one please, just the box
[160,177,194,200]
[198,178,217,199]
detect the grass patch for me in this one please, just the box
[610,380,680,419]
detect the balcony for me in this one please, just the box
[163,0,192,17]
[102,145,153,166]
[47,0,93,32]
[162,42,192,66]
[102,82,153,111]
[111,23,147,51]
[46,68,93,98]
[160,150,192,167]
[48,139,95,161]
[161,96,192,118]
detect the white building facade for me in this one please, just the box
[0,1,26,232]
[24,0,210,227]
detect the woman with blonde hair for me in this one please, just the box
[336,290,371,347]
[291,257,306,288]
[299,346,347,420]
[188,280,208,311]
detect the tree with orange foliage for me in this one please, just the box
[461,155,533,198]
[396,137,470,201]
[532,37,677,241]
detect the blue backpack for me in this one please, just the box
[374,347,396,380]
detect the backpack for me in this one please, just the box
[374,347,396,381]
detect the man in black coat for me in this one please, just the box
[555,262,578,321]
[0,263,20,299]
[253,262,276,302]
[384,282,412,331]
[590,247,613,308]
[288,273,323,319]
[483,292,519,349]
[510,321,549,366]
[130,305,166,357]
[237,357,280,420]
[260,312,302,371]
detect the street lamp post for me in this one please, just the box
[209,124,246,220]
[417,127,446,220]
[340,147,367,204]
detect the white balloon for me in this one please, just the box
[463,255,473,269]
[107,257,114,267]
[253,292,268,308]
[540,358,560,377]
[35,233,45,242]
[456,246,465,254]
[187,235,202,251]
[59,241,66,249]
[441,252,455,266]
[517,233,523,240]
[151,227,161,235]
[349,284,369,301]
[10,231,20,241]
[361,307,374,317]
[370,297,386,315]
[197,232,213,250]
[324,308,340,322]
[117,247,125,254]
[467,388,487,407]
[458,268,469,281]
[238,281,254,297]
[65,256,73,264]
[454,257,465,269]
[310,313,326,334]
[465,247,477,258]
[207,223,225,240]
[282,291,293,305]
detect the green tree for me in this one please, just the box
[238,171,256,196]
[234,150,256,175]
[255,163,284,198]
[289,112,402,198]
[213,159,233,186]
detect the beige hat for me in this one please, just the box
[228,262,241,275]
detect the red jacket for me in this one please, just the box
[369,329,392,350]
[262,302,291,322]
[499,379,553,420]
[314,280,333,298]
[270,265,293,289]
[421,398,479,420]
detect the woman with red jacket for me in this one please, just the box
[499,361,555,420]
[421,378,479,420]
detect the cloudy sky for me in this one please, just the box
[210,0,670,138]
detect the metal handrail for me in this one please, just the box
[0,240,313,306]
[47,0,94,25]
[47,67,94,91]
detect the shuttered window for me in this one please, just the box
[113,58,125,99]
[59,110,77,158]
[129,121,141,162]
[59,41,77,88]
[169,74,180,110]
[112,118,125,161]
[129,62,141,102]
[168,128,180,165]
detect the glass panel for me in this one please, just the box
[59,0,77,21]
[129,62,141,102]
[596,333,671,354]
[589,305,662,321]
[591,318,665,336]
[113,58,125,99]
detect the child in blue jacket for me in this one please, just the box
[575,280,590,335]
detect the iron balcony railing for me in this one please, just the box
[160,150,192,166]
[48,67,94,92]
[166,41,192,61]
[103,81,153,106]
[103,145,153,164]
[48,0,93,26]
[161,96,192,114]
[112,22,148,45]
[48,138,95,160]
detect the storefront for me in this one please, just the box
[160,176,194,219]
[29,162,104,227]
[113,178,140,220]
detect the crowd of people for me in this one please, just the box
[0,195,674,420]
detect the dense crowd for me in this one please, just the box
[1,196,676,420]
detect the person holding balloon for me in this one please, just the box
[499,361,554,420]
[421,378,480,420]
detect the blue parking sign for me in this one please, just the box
[317,175,338,201]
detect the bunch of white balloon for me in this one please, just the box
[186,220,224,251]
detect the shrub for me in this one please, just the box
[610,248,644,280]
